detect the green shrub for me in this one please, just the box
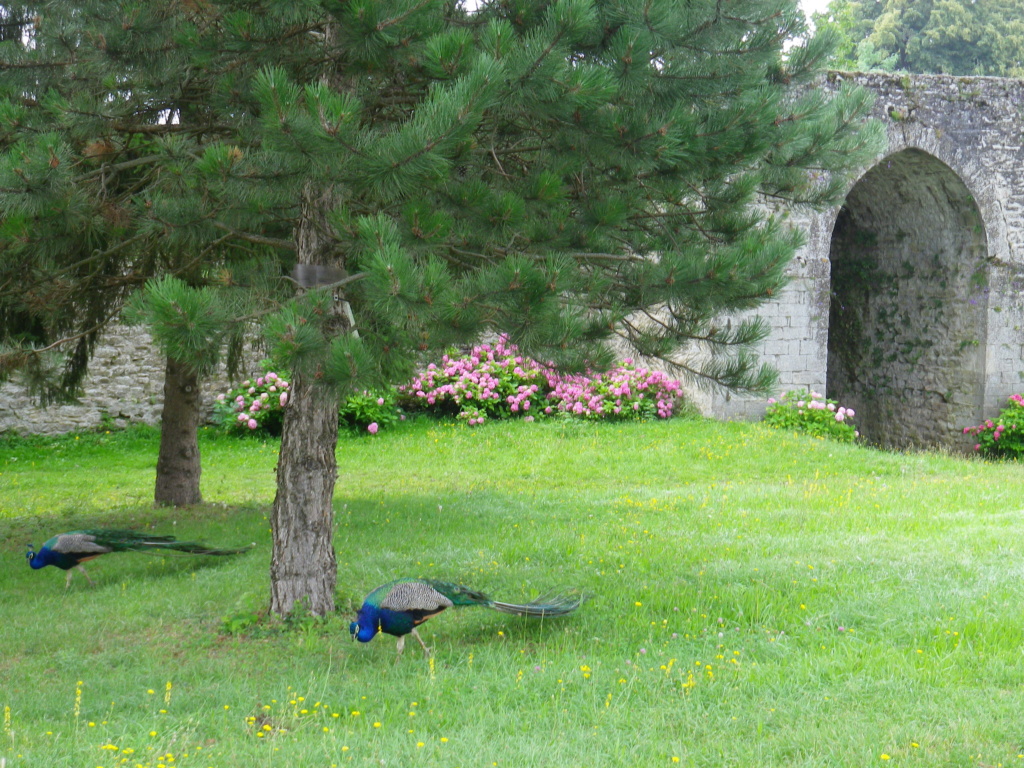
[763,389,858,442]
[339,389,405,434]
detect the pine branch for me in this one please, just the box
[210,221,296,251]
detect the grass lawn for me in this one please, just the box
[2,416,1024,767]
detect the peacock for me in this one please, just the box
[26,529,255,588]
[349,578,586,658]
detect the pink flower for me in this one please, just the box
[279,392,288,407]
[377,397,385,406]
[247,418,258,430]
[367,422,379,434]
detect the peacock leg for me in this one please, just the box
[395,635,406,658]
[411,627,431,658]
[72,564,95,587]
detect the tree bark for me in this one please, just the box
[269,371,339,615]
[154,356,203,507]
[269,185,347,616]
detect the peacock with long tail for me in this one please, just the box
[26,529,255,588]
[349,578,586,658]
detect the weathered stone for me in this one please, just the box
[0,326,248,436]
[716,72,1024,450]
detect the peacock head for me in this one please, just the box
[349,609,381,643]
[26,545,40,569]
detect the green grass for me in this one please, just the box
[2,417,1024,767]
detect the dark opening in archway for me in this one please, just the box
[827,149,988,448]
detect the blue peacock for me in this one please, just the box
[26,529,254,587]
[350,578,586,657]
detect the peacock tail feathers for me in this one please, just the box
[45,529,254,557]
[489,587,588,618]
[368,578,587,617]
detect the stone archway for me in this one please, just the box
[826,148,989,448]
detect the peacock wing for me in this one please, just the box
[47,532,114,555]
[378,580,454,613]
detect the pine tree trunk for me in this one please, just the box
[269,372,339,615]
[154,356,203,507]
[269,185,346,616]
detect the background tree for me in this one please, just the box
[123,275,256,507]
[0,3,290,505]
[813,0,1024,76]
[0,3,134,403]
[0,0,884,616]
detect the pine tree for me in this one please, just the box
[0,0,884,614]
[0,2,290,505]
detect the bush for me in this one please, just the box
[218,343,685,436]
[214,368,291,436]
[215,367,403,437]
[397,339,549,425]
[963,394,1024,459]
[763,389,858,442]
[339,389,405,434]
[546,361,682,421]
[397,339,683,425]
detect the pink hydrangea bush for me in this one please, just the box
[398,339,683,425]
[762,389,858,442]
[214,368,292,436]
[544,360,681,420]
[963,394,1024,459]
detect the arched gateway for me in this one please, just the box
[714,72,1024,449]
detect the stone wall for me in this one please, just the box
[713,72,1024,449]
[0,325,251,436]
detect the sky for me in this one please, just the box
[800,0,831,21]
